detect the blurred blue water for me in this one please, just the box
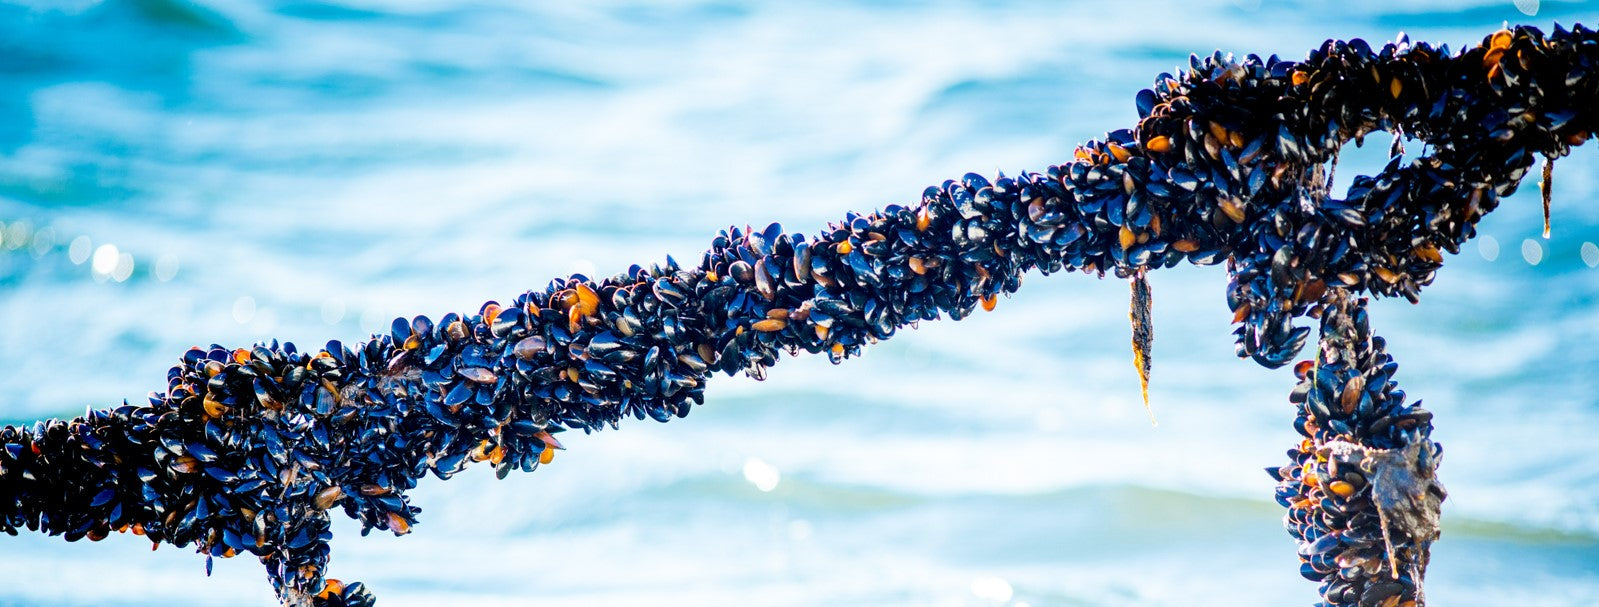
[1,1,1597,605]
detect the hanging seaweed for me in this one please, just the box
[1129,268,1156,425]
[0,23,1594,607]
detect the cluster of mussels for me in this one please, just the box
[1271,293,1445,607]
[0,24,1594,607]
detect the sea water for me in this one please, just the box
[0,0,1595,605]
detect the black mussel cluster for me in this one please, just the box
[1128,26,1597,369]
[0,341,445,603]
[312,579,375,607]
[0,24,1594,607]
[1270,295,1444,607]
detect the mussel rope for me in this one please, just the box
[1,24,1593,607]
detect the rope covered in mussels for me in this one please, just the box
[1274,293,1445,607]
[0,24,1594,606]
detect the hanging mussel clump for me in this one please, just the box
[0,23,1594,607]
